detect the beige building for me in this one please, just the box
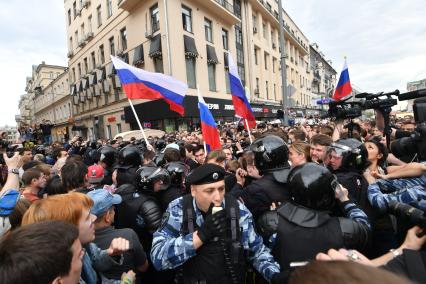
[33,69,73,142]
[406,78,426,112]
[64,0,326,137]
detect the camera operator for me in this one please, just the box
[316,226,426,283]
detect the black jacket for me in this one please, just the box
[230,173,290,219]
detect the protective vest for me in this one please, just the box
[273,202,344,268]
[176,194,245,284]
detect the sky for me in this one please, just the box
[1,0,425,126]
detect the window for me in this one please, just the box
[150,4,160,32]
[72,68,76,82]
[73,2,77,19]
[266,81,269,98]
[116,123,122,134]
[222,29,229,50]
[272,57,276,73]
[208,64,216,91]
[204,18,213,43]
[69,37,73,50]
[154,57,164,73]
[120,28,127,50]
[182,5,192,33]
[185,57,196,88]
[84,58,88,73]
[77,63,82,78]
[264,52,268,70]
[75,31,78,45]
[254,48,258,65]
[68,9,72,25]
[99,45,105,63]
[109,37,115,56]
[97,5,102,27]
[81,23,85,37]
[106,125,112,139]
[263,22,267,39]
[273,84,276,100]
[88,15,92,32]
[252,14,257,31]
[91,51,96,69]
[255,78,259,93]
[106,0,113,18]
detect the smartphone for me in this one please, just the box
[331,175,345,199]
[212,206,223,214]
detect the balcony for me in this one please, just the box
[197,0,240,25]
[117,0,141,12]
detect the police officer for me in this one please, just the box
[115,145,142,187]
[151,164,286,284]
[257,163,371,271]
[97,145,117,186]
[231,135,291,219]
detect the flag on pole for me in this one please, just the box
[111,56,187,115]
[228,53,256,129]
[333,58,352,101]
[197,90,221,152]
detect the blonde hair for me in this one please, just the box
[22,192,93,226]
[289,142,311,162]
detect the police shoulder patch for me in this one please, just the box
[159,212,170,231]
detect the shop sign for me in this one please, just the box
[107,116,116,123]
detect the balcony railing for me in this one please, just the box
[214,0,234,14]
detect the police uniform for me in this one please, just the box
[150,164,281,284]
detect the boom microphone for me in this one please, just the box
[398,89,426,101]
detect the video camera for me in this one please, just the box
[391,89,426,161]
[388,201,426,237]
[323,96,363,120]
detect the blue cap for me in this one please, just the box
[87,189,122,217]
[0,190,20,216]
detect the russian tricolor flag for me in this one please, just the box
[111,56,187,115]
[228,53,256,129]
[333,59,352,101]
[197,91,221,152]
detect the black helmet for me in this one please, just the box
[136,166,171,191]
[249,135,290,182]
[84,148,101,165]
[164,161,189,186]
[118,145,142,168]
[155,139,166,151]
[97,146,117,168]
[288,163,335,211]
[330,138,369,171]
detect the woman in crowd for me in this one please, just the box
[288,141,311,167]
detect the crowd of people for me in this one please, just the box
[0,112,425,284]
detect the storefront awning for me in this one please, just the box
[97,68,106,83]
[70,84,76,96]
[82,78,89,90]
[184,35,198,58]
[133,44,144,65]
[75,80,82,93]
[224,52,229,70]
[206,45,219,64]
[71,125,88,131]
[149,34,162,58]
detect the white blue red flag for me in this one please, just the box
[197,92,221,152]
[228,53,256,129]
[111,56,187,115]
[333,58,352,101]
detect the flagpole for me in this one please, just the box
[203,141,207,154]
[127,98,150,147]
[244,119,253,144]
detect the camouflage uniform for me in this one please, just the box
[151,197,281,282]
[368,173,426,211]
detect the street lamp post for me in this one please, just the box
[277,0,289,126]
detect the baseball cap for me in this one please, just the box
[87,165,105,184]
[87,188,122,217]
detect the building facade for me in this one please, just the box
[0,126,18,143]
[64,0,335,137]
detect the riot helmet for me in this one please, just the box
[97,146,117,168]
[249,135,291,182]
[288,162,336,211]
[164,161,189,186]
[136,166,171,192]
[118,145,142,168]
[329,138,369,172]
